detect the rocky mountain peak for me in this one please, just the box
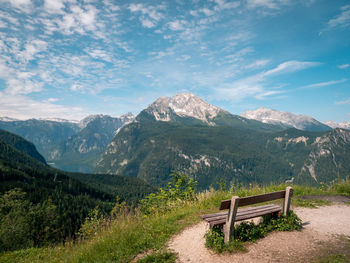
[145,93,224,124]
[241,107,331,132]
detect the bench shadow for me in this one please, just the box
[302,221,310,226]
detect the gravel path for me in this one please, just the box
[168,204,350,263]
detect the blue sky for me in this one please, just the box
[0,0,349,122]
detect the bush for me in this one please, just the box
[140,171,197,215]
[205,226,246,253]
[205,210,302,253]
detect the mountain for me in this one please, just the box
[0,113,135,173]
[0,129,46,164]
[96,93,350,189]
[241,107,332,132]
[136,93,281,132]
[0,118,80,159]
[324,120,350,130]
[52,113,135,173]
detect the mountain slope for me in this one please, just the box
[0,129,46,164]
[0,119,80,158]
[242,107,332,132]
[52,113,134,173]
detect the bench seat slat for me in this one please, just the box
[200,204,277,220]
[208,205,281,227]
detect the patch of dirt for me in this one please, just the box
[168,205,350,263]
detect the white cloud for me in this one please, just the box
[301,79,347,89]
[0,92,85,120]
[338,64,350,69]
[263,60,320,76]
[128,3,165,28]
[0,0,32,12]
[85,48,112,62]
[244,59,270,69]
[328,5,350,29]
[21,39,48,62]
[246,0,289,9]
[214,0,240,10]
[44,0,65,14]
[214,60,320,101]
[336,98,350,105]
[140,18,155,28]
[168,20,187,31]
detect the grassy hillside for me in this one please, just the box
[0,131,156,252]
[1,178,349,263]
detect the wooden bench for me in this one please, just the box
[200,186,293,243]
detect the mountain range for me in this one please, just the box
[0,113,134,173]
[95,93,350,189]
[1,93,349,189]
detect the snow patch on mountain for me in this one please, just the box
[242,107,331,131]
[0,117,19,122]
[146,93,224,125]
[324,120,350,130]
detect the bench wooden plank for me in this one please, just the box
[206,205,281,224]
[209,206,281,227]
[200,204,277,220]
[219,190,286,210]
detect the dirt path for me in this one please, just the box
[168,204,350,263]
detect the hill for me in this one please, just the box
[0,130,155,251]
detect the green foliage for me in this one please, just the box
[140,171,197,214]
[137,251,177,263]
[77,207,103,240]
[204,226,246,253]
[205,211,302,253]
[0,189,59,251]
[317,254,350,263]
[2,182,350,263]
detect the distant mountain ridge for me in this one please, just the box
[241,107,332,132]
[0,113,135,172]
[324,120,350,130]
[96,93,350,189]
[52,113,135,173]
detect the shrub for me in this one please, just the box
[140,171,197,215]
[205,210,302,253]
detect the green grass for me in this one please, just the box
[1,181,350,263]
[136,251,177,263]
[317,254,350,263]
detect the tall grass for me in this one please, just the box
[1,179,349,263]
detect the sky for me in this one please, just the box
[0,0,349,123]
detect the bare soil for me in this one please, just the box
[168,204,350,263]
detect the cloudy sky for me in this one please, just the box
[0,0,349,122]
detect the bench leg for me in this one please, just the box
[224,196,239,244]
[283,186,293,216]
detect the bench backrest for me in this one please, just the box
[219,189,292,210]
